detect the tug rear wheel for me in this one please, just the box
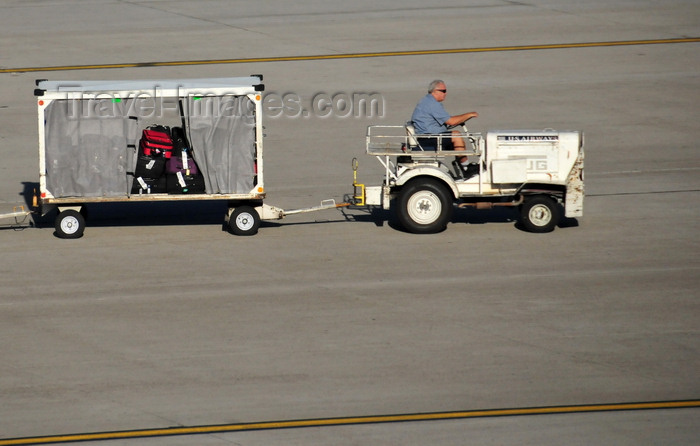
[520,195,560,233]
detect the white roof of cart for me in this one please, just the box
[35,76,263,96]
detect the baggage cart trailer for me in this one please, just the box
[34,76,343,238]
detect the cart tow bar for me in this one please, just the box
[257,199,350,221]
[0,205,33,227]
[282,199,349,216]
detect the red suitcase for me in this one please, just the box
[140,126,173,158]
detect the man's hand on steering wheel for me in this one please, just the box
[445,111,478,128]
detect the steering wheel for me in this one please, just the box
[446,122,469,133]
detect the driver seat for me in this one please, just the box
[405,122,423,151]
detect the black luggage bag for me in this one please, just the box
[134,154,166,179]
[166,172,206,194]
[131,176,167,194]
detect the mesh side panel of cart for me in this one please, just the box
[44,99,135,198]
[186,95,256,195]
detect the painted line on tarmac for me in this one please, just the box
[2,400,698,445]
[586,189,700,197]
[590,167,700,176]
[1,37,698,73]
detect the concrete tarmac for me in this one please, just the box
[1,1,698,444]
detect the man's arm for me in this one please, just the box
[445,111,478,127]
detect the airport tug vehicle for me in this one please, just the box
[352,123,584,233]
[33,76,343,238]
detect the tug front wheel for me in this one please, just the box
[396,179,452,234]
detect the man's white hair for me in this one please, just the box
[428,79,445,93]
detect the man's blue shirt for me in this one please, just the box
[411,94,450,134]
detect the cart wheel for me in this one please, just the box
[228,206,261,236]
[520,195,560,233]
[55,209,86,239]
[396,178,452,234]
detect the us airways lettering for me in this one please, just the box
[498,135,559,141]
